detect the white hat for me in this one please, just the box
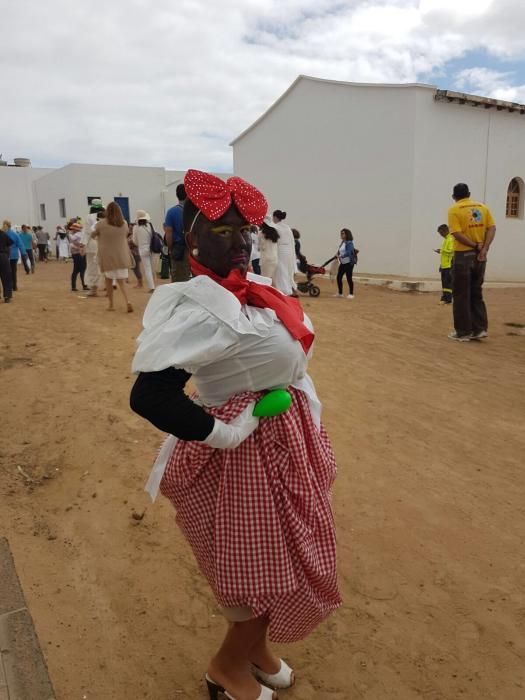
[135,209,151,221]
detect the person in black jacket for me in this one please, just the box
[0,228,13,302]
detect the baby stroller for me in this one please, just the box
[296,255,325,297]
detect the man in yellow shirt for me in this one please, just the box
[447,183,496,342]
[435,224,454,304]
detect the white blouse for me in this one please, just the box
[132,273,322,500]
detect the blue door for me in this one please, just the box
[114,196,130,222]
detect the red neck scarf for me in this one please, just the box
[190,258,314,354]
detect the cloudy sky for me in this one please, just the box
[2,0,525,171]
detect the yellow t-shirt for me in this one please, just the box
[447,198,495,252]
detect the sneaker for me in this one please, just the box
[448,331,472,342]
[347,294,354,299]
[472,330,488,339]
[333,294,343,298]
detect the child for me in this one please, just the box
[435,224,454,304]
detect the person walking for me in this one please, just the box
[130,169,340,700]
[250,226,261,275]
[434,224,454,305]
[67,219,88,291]
[35,227,50,262]
[447,183,496,342]
[83,204,105,297]
[91,201,133,312]
[19,225,36,273]
[334,228,357,299]
[127,222,143,288]
[164,183,190,281]
[132,210,155,292]
[271,210,297,296]
[0,226,13,303]
[56,226,70,261]
[3,220,28,292]
[259,222,279,282]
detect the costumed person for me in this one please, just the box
[132,210,155,292]
[130,170,340,700]
[56,225,70,261]
[91,202,133,313]
[83,200,105,297]
[259,221,279,283]
[249,225,261,275]
[271,210,297,296]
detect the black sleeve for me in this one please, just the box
[130,367,215,441]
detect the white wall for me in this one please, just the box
[34,164,167,233]
[484,111,525,281]
[233,77,420,275]
[0,167,53,228]
[409,93,491,278]
[163,171,233,216]
[410,94,525,281]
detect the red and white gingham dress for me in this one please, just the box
[159,386,341,643]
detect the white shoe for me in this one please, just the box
[333,293,343,298]
[472,330,488,339]
[205,674,275,699]
[347,294,354,299]
[253,659,295,689]
[448,331,472,342]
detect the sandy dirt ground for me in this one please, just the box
[1,260,525,700]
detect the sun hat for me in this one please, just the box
[135,210,151,221]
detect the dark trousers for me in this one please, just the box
[131,252,142,281]
[9,259,21,291]
[452,251,487,337]
[170,249,191,282]
[440,267,452,303]
[337,262,354,295]
[26,249,35,272]
[71,253,87,289]
[252,258,261,275]
[37,244,48,261]
[0,253,12,299]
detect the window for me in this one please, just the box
[59,198,66,218]
[40,203,46,221]
[506,178,522,218]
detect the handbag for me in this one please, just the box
[149,223,163,254]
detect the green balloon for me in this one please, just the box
[253,389,292,417]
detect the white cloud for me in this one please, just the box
[454,67,525,102]
[0,0,524,169]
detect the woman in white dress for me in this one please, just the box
[258,222,279,283]
[271,210,297,296]
[132,210,155,292]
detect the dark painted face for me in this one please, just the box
[188,205,252,278]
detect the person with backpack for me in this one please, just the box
[164,183,190,282]
[334,228,358,299]
[132,210,156,292]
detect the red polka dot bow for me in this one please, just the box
[184,169,267,225]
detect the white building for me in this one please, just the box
[232,75,525,282]
[0,163,229,234]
